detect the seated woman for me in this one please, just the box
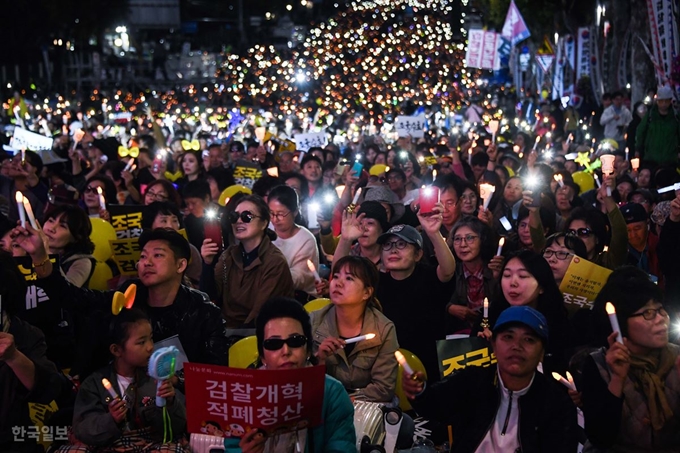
[200,195,294,331]
[542,232,588,286]
[446,216,501,334]
[479,250,571,374]
[310,256,398,403]
[43,205,96,287]
[332,201,390,268]
[267,185,320,300]
[228,297,356,453]
[57,308,187,453]
[582,266,680,451]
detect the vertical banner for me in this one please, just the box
[590,26,604,103]
[481,32,499,70]
[576,28,591,80]
[645,0,678,83]
[466,30,500,71]
[552,38,565,100]
[563,35,576,95]
[465,29,484,69]
[617,30,631,90]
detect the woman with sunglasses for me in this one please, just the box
[268,185,320,300]
[582,266,680,452]
[310,256,399,403]
[200,195,294,330]
[229,297,355,453]
[446,217,502,334]
[81,175,117,221]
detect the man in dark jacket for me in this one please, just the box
[402,306,578,453]
[11,227,230,376]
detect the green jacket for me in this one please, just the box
[635,105,680,165]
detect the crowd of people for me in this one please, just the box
[1,81,680,453]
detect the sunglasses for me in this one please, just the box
[262,335,307,351]
[228,210,262,224]
[84,186,100,194]
[567,227,593,238]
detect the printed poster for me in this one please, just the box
[108,205,144,239]
[294,132,327,152]
[559,256,612,315]
[436,336,497,379]
[184,363,325,437]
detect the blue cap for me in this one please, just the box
[493,306,549,341]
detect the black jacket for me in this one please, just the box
[411,365,578,453]
[35,271,230,367]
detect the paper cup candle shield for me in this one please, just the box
[111,284,137,315]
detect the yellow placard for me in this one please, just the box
[559,256,612,315]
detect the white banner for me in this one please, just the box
[10,127,54,151]
[395,115,426,138]
[576,28,591,80]
[294,132,327,152]
[466,30,502,71]
[646,0,679,83]
[552,38,564,100]
[563,35,576,95]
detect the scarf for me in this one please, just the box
[628,345,675,431]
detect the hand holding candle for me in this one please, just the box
[102,378,119,400]
[344,333,376,344]
[351,187,362,205]
[605,302,623,344]
[15,192,27,228]
[22,196,38,229]
[307,259,321,282]
[479,183,495,210]
[552,372,577,391]
[395,350,415,376]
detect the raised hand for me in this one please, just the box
[417,203,444,235]
[341,210,365,242]
[401,370,425,400]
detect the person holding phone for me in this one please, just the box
[200,195,294,331]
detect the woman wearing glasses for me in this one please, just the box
[229,297,355,452]
[200,195,294,330]
[81,175,117,221]
[268,185,320,300]
[446,217,502,334]
[542,232,588,286]
[142,179,181,206]
[583,266,680,452]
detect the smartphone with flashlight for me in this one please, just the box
[335,159,349,176]
[351,160,364,178]
[524,176,542,208]
[204,210,223,250]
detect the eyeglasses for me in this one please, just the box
[381,239,409,251]
[146,190,168,201]
[262,335,308,351]
[452,234,479,244]
[270,211,291,220]
[542,249,573,260]
[84,186,100,194]
[629,307,668,321]
[228,210,262,224]
[567,228,593,238]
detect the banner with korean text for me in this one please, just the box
[436,337,497,379]
[559,256,612,316]
[184,363,325,437]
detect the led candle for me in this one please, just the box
[306,260,321,282]
[479,183,495,210]
[605,302,623,344]
[394,351,414,376]
[15,192,26,228]
[483,297,488,318]
[496,237,505,256]
[101,378,119,400]
[344,333,376,344]
[554,174,564,188]
[552,372,576,391]
[22,197,38,229]
[96,187,107,211]
[351,187,362,205]
[630,158,640,171]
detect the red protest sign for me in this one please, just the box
[184,363,326,437]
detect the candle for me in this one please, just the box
[432,169,437,182]
[123,159,135,172]
[479,183,495,210]
[266,167,279,177]
[625,147,629,161]
[394,351,414,376]
[15,192,26,228]
[22,197,38,229]
[335,185,346,198]
[605,302,623,344]
[101,378,119,400]
[593,173,602,188]
[554,174,564,188]
[344,333,376,344]
[468,148,472,165]
[496,237,505,256]
[566,371,575,389]
[488,119,499,143]
[306,259,321,282]
[532,136,540,151]
[96,187,107,211]
[483,297,488,318]
[630,158,640,171]
[21,148,26,166]
[552,372,577,391]
[351,187,362,205]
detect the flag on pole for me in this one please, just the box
[502,0,531,46]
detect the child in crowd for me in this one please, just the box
[57,309,187,452]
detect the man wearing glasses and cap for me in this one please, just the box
[402,306,579,452]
